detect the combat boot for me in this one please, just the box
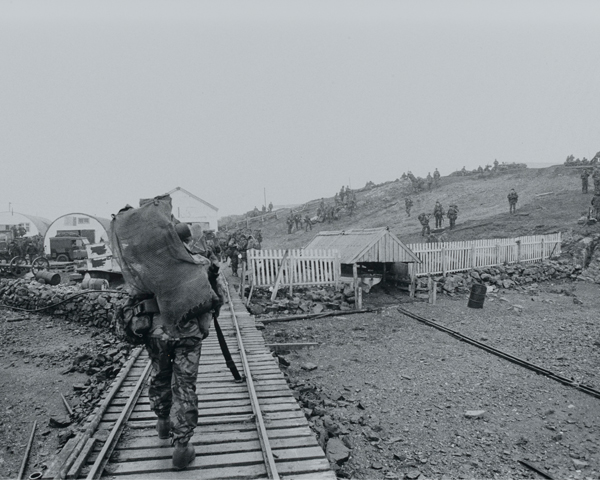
[156,417,171,439]
[172,442,196,470]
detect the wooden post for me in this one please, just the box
[353,263,359,310]
[289,255,294,296]
[470,245,476,269]
[357,279,363,309]
[432,281,437,305]
[495,244,500,265]
[441,246,446,276]
[516,239,521,263]
[540,237,545,260]
[427,277,432,304]
[271,250,290,301]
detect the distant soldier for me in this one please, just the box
[405,197,413,217]
[253,206,259,217]
[461,166,467,176]
[294,212,302,231]
[401,172,407,180]
[261,205,266,214]
[426,172,433,191]
[347,197,356,215]
[418,213,431,237]
[334,192,340,206]
[268,202,273,212]
[477,165,484,176]
[319,198,326,213]
[254,229,263,244]
[508,189,518,214]
[304,215,313,231]
[433,201,445,228]
[339,186,346,203]
[592,195,600,220]
[593,168,600,194]
[581,169,590,194]
[493,159,499,172]
[286,214,294,234]
[447,204,459,229]
[433,168,441,186]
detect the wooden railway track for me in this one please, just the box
[45,279,335,480]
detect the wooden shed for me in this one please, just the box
[304,227,420,306]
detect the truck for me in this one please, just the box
[49,233,90,262]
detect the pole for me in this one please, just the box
[263,187,267,210]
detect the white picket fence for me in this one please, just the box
[407,232,562,277]
[247,248,341,288]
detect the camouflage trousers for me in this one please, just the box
[146,337,202,445]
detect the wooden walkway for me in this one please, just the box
[45,282,335,480]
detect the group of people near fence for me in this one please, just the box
[212,228,262,277]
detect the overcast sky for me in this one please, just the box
[1,0,599,220]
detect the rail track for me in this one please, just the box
[44,278,335,480]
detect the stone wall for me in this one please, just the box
[0,278,123,328]
[421,259,584,295]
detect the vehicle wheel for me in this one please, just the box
[31,256,50,274]
[56,254,69,262]
[9,256,27,275]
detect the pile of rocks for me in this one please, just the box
[0,278,124,328]
[419,259,584,296]
[246,285,355,316]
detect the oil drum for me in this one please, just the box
[467,283,487,309]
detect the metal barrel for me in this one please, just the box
[34,271,61,286]
[81,277,109,290]
[467,283,487,309]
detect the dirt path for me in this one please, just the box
[263,279,600,479]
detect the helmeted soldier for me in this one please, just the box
[426,172,433,191]
[447,204,459,229]
[418,213,431,237]
[433,168,441,186]
[433,201,445,229]
[508,189,518,214]
[581,169,590,194]
[304,214,313,231]
[405,197,413,217]
[268,202,273,212]
[593,168,600,194]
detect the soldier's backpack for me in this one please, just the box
[113,295,158,345]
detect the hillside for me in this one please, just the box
[248,166,596,249]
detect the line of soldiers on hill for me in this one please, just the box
[286,211,314,234]
[285,187,357,235]
[250,202,274,218]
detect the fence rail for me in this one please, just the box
[247,248,340,288]
[407,233,562,277]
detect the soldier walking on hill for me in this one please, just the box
[418,213,431,237]
[433,201,445,229]
[426,172,433,191]
[304,214,313,231]
[286,213,294,234]
[581,169,590,194]
[508,189,518,214]
[593,168,600,194]
[447,204,459,229]
[433,168,441,187]
[405,197,413,217]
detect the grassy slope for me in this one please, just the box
[258,166,597,249]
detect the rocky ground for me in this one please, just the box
[262,278,600,480]
[0,307,129,479]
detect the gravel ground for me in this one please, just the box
[263,279,600,480]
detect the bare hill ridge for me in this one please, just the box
[247,166,596,249]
